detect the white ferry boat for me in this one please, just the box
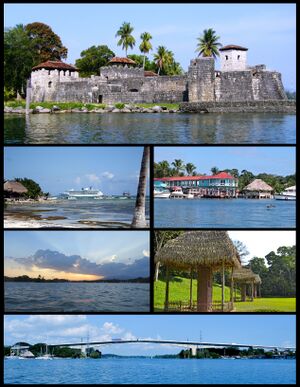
[274,186,296,201]
[63,187,104,199]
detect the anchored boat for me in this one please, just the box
[274,186,296,201]
[63,187,104,199]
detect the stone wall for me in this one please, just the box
[188,58,215,102]
[179,100,296,113]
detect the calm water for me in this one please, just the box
[154,198,295,228]
[4,358,296,384]
[5,282,150,312]
[5,198,150,228]
[4,113,295,144]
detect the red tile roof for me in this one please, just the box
[108,57,136,65]
[220,45,248,51]
[154,172,237,181]
[32,61,78,71]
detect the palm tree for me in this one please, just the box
[131,146,150,228]
[211,166,219,175]
[172,159,185,175]
[196,28,222,59]
[185,163,196,176]
[115,22,136,57]
[139,32,152,68]
[153,46,172,75]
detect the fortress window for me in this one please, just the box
[48,81,52,88]
[225,55,228,60]
[98,95,103,103]
[237,55,240,60]
[129,88,139,92]
[48,70,51,75]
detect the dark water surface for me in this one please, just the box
[5,282,150,312]
[4,113,295,144]
[154,198,295,228]
[4,358,296,384]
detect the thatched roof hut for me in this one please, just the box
[242,179,273,199]
[233,268,261,301]
[4,181,28,197]
[155,231,241,312]
[155,231,241,269]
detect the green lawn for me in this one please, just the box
[234,298,295,312]
[154,277,295,312]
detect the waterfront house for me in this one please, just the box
[241,179,273,199]
[154,172,238,198]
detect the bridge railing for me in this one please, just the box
[166,301,234,312]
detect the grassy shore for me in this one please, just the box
[4,100,180,111]
[154,277,295,312]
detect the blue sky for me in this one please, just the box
[4,3,296,90]
[155,146,295,176]
[4,231,150,280]
[4,315,296,355]
[4,147,147,195]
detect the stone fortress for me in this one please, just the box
[30,44,288,107]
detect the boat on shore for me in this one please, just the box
[274,186,296,201]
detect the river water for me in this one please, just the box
[4,198,150,228]
[4,113,295,144]
[4,358,296,384]
[154,198,295,228]
[5,282,150,313]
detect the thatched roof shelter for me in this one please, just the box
[155,231,241,312]
[243,179,273,192]
[233,268,261,301]
[4,181,28,195]
[155,231,241,269]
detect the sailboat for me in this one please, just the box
[35,344,53,360]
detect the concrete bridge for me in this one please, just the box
[45,339,295,356]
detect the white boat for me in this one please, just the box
[63,187,104,199]
[154,189,170,199]
[35,354,53,360]
[170,187,185,199]
[274,186,296,201]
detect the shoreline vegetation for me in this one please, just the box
[4,101,180,114]
[4,275,149,283]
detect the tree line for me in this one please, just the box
[5,20,222,97]
[154,159,295,192]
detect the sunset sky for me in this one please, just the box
[4,231,150,280]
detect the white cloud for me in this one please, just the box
[143,250,150,257]
[102,322,123,335]
[74,176,81,185]
[102,171,114,179]
[85,173,100,183]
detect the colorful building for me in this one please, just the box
[154,172,239,198]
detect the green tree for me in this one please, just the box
[25,22,68,63]
[139,32,153,68]
[75,45,115,77]
[233,240,249,265]
[196,28,222,59]
[127,54,156,71]
[154,160,171,178]
[210,166,219,175]
[15,178,43,199]
[239,169,255,189]
[185,163,197,176]
[115,22,135,57]
[172,159,185,175]
[153,46,173,75]
[4,24,35,95]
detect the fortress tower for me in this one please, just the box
[219,45,248,71]
[30,61,79,102]
[187,57,215,102]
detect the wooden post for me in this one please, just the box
[189,268,193,309]
[197,266,212,312]
[165,266,170,312]
[230,266,234,307]
[241,283,247,302]
[251,281,254,301]
[221,261,225,312]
